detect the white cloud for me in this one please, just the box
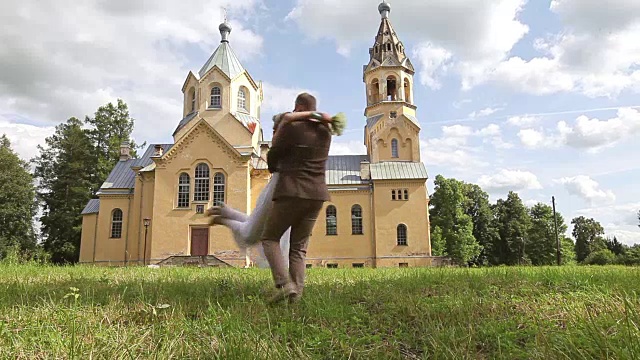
[476,124,513,149]
[469,107,503,119]
[575,201,640,245]
[486,0,640,97]
[517,108,640,152]
[556,175,616,205]
[508,115,540,127]
[261,83,318,114]
[477,169,543,193]
[286,0,529,90]
[412,43,452,89]
[0,115,55,161]
[0,0,264,142]
[329,140,366,156]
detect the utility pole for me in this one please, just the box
[552,196,560,266]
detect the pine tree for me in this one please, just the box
[85,99,143,195]
[33,118,95,264]
[0,135,37,257]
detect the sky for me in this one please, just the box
[1,0,639,245]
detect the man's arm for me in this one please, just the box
[267,119,296,173]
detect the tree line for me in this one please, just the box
[1,100,639,265]
[429,175,640,266]
[0,100,140,263]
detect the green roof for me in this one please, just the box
[198,42,245,79]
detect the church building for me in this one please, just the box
[79,1,435,268]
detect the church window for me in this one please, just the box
[386,75,397,100]
[392,190,396,200]
[391,138,399,158]
[397,224,407,246]
[194,163,210,202]
[177,173,190,208]
[326,205,337,235]
[210,87,222,109]
[351,205,363,235]
[370,79,380,104]
[237,88,247,111]
[110,209,123,239]
[404,78,411,104]
[404,189,408,200]
[213,172,225,206]
[189,88,196,112]
[387,43,391,51]
[390,111,397,118]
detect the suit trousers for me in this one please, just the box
[261,197,324,294]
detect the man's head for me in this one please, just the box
[293,93,317,112]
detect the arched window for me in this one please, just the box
[177,173,190,208]
[351,205,363,235]
[392,190,396,200]
[210,87,221,109]
[194,163,210,202]
[397,224,407,246]
[213,172,225,205]
[370,79,380,104]
[404,78,411,104]
[386,75,397,100]
[391,138,399,158]
[237,88,247,111]
[189,88,196,112]
[110,209,123,238]
[326,205,337,235]
[404,189,409,200]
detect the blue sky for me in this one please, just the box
[1,0,639,244]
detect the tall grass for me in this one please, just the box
[1,264,639,359]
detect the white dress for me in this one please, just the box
[213,172,290,268]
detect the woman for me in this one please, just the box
[207,110,335,267]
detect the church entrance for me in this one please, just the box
[190,228,209,256]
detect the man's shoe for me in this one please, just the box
[268,283,297,305]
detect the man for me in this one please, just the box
[262,93,333,304]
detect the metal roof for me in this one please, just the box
[172,111,199,136]
[232,112,259,128]
[404,114,421,128]
[326,155,369,185]
[81,199,100,215]
[251,155,268,170]
[366,114,384,128]
[198,41,245,79]
[100,144,173,190]
[370,161,428,180]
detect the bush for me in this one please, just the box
[584,249,616,265]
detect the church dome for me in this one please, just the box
[378,1,391,15]
[219,22,232,34]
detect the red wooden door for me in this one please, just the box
[191,228,209,256]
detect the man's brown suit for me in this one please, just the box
[262,115,332,296]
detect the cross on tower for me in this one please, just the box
[221,7,227,23]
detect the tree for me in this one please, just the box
[85,99,142,195]
[33,118,95,264]
[571,216,605,263]
[430,226,446,256]
[463,183,498,265]
[604,236,627,256]
[584,249,616,265]
[429,175,482,264]
[637,210,640,229]
[0,135,37,258]
[560,236,577,265]
[527,203,567,266]
[493,191,531,265]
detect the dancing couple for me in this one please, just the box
[207,93,344,304]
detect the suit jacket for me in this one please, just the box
[267,116,332,201]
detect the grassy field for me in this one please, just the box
[1,264,640,359]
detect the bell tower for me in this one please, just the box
[364,1,421,163]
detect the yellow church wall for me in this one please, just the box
[372,180,431,268]
[93,195,133,266]
[306,189,375,268]
[250,170,270,213]
[79,214,97,263]
[148,124,250,263]
[230,74,261,117]
[211,113,253,147]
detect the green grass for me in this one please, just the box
[1,264,640,359]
